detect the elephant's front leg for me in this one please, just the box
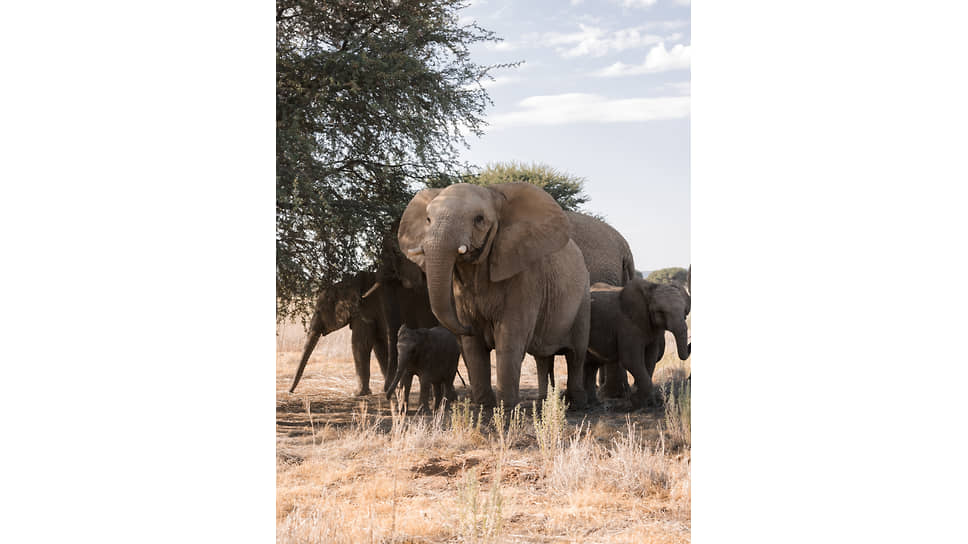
[350,324,374,396]
[417,374,432,413]
[620,338,655,409]
[460,335,496,407]
[534,355,554,400]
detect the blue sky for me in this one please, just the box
[458,0,690,271]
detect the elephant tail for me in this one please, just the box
[455,366,467,389]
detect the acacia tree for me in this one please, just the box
[429,161,591,212]
[277,0,509,318]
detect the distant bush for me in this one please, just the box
[429,161,589,212]
[646,267,688,286]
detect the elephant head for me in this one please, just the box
[619,279,691,361]
[398,183,570,336]
[288,272,374,393]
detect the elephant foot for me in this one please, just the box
[564,389,587,411]
[601,381,629,400]
[475,388,498,408]
[630,389,662,411]
[585,391,603,408]
[355,387,372,397]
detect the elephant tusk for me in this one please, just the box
[408,247,424,256]
[362,282,381,298]
[458,245,467,254]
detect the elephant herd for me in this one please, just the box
[289,182,690,412]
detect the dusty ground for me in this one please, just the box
[276,321,690,543]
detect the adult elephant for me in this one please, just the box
[288,255,438,395]
[287,271,386,395]
[534,211,636,399]
[368,233,440,393]
[399,182,591,409]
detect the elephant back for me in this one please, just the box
[565,211,635,286]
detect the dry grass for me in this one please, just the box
[277,318,691,543]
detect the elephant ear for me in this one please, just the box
[620,280,657,336]
[398,188,442,270]
[487,183,570,282]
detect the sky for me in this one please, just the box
[458,0,690,271]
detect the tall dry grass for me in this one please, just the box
[277,315,691,543]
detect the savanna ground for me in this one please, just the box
[277,321,691,543]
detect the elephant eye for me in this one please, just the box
[426,217,431,224]
[474,215,485,225]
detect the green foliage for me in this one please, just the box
[428,161,590,212]
[646,267,688,286]
[276,0,511,318]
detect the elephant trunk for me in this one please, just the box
[672,324,690,361]
[289,328,322,393]
[385,356,408,400]
[424,242,472,336]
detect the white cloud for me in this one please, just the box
[675,0,691,5]
[486,40,518,51]
[481,75,520,89]
[540,24,663,58]
[487,93,689,129]
[665,81,691,96]
[593,42,691,77]
[570,0,585,5]
[619,0,658,8]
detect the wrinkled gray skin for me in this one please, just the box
[534,211,636,400]
[288,263,438,396]
[399,183,591,409]
[385,325,461,412]
[373,230,441,393]
[585,280,691,408]
[289,272,385,395]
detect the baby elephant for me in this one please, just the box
[586,280,691,408]
[385,325,461,412]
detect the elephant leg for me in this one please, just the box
[417,375,432,413]
[563,294,590,410]
[563,350,587,410]
[373,330,389,385]
[381,285,401,393]
[534,355,555,400]
[601,362,630,399]
[460,335,496,407]
[639,341,664,407]
[400,372,415,413]
[494,338,526,408]
[350,323,374,396]
[621,340,655,409]
[432,382,444,411]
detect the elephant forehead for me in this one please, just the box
[431,184,488,208]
